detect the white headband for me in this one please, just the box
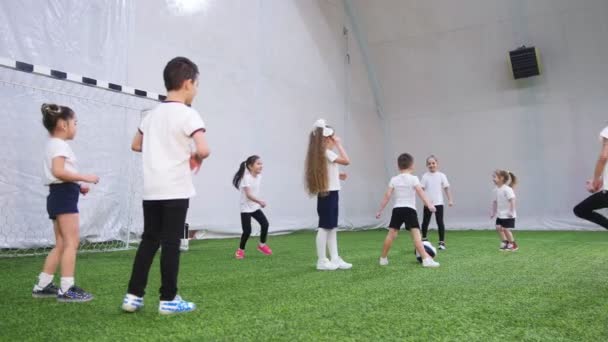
[313,118,334,137]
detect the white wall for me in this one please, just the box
[353,0,608,229]
[0,0,384,247]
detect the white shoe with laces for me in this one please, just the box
[332,257,352,270]
[316,258,339,271]
[379,257,389,266]
[422,258,440,268]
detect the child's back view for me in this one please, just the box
[122,57,210,315]
[376,153,440,267]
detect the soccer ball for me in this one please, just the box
[415,241,437,263]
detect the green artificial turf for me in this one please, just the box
[0,230,606,341]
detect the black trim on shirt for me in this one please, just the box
[190,128,206,137]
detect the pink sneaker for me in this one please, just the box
[257,244,273,255]
[235,249,245,259]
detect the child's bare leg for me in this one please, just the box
[496,225,506,241]
[42,220,65,275]
[410,228,429,259]
[381,228,399,258]
[503,228,514,243]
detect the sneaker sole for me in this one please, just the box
[32,293,58,298]
[122,304,143,313]
[257,249,272,255]
[316,266,338,271]
[158,309,195,315]
[57,296,94,303]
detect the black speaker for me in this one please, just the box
[509,46,541,79]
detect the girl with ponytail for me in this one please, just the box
[233,155,272,259]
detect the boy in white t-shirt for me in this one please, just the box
[376,153,440,268]
[573,125,608,230]
[122,57,210,315]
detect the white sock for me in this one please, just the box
[316,228,329,262]
[37,272,54,288]
[327,229,339,262]
[259,243,266,247]
[60,277,74,293]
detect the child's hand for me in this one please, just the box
[190,154,202,174]
[428,205,436,213]
[490,213,495,219]
[79,184,90,195]
[508,212,515,218]
[448,201,454,207]
[339,172,348,181]
[259,200,267,208]
[375,211,382,219]
[83,174,99,184]
[592,178,604,192]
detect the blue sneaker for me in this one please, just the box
[57,286,94,303]
[32,283,59,298]
[122,293,144,313]
[158,295,196,315]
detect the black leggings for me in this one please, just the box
[573,191,608,229]
[240,210,269,249]
[421,205,445,241]
[128,199,188,301]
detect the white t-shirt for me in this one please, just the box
[389,173,421,209]
[326,149,341,191]
[239,171,262,213]
[600,126,608,190]
[494,185,516,219]
[139,102,206,200]
[421,171,450,206]
[44,138,78,185]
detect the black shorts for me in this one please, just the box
[496,218,516,229]
[317,191,339,229]
[46,183,80,220]
[389,207,420,230]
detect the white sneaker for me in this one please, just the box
[180,239,189,252]
[316,258,339,271]
[332,257,352,270]
[379,257,389,266]
[422,258,440,268]
[158,295,196,315]
[122,293,144,313]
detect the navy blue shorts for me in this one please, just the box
[317,191,339,229]
[496,218,515,229]
[47,183,80,220]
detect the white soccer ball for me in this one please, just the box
[415,241,437,263]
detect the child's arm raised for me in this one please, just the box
[244,187,266,208]
[415,185,436,212]
[51,157,98,184]
[331,136,350,166]
[376,187,394,219]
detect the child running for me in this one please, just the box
[233,155,273,259]
[376,153,440,267]
[420,155,453,250]
[33,103,99,302]
[305,119,352,271]
[491,170,519,251]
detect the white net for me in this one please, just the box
[0,67,153,257]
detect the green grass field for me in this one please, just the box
[1,230,607,342]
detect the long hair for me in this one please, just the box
[305,127,328,195]
[40,103,75,134]
[496,169,517,188]
[232,155,260,189]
